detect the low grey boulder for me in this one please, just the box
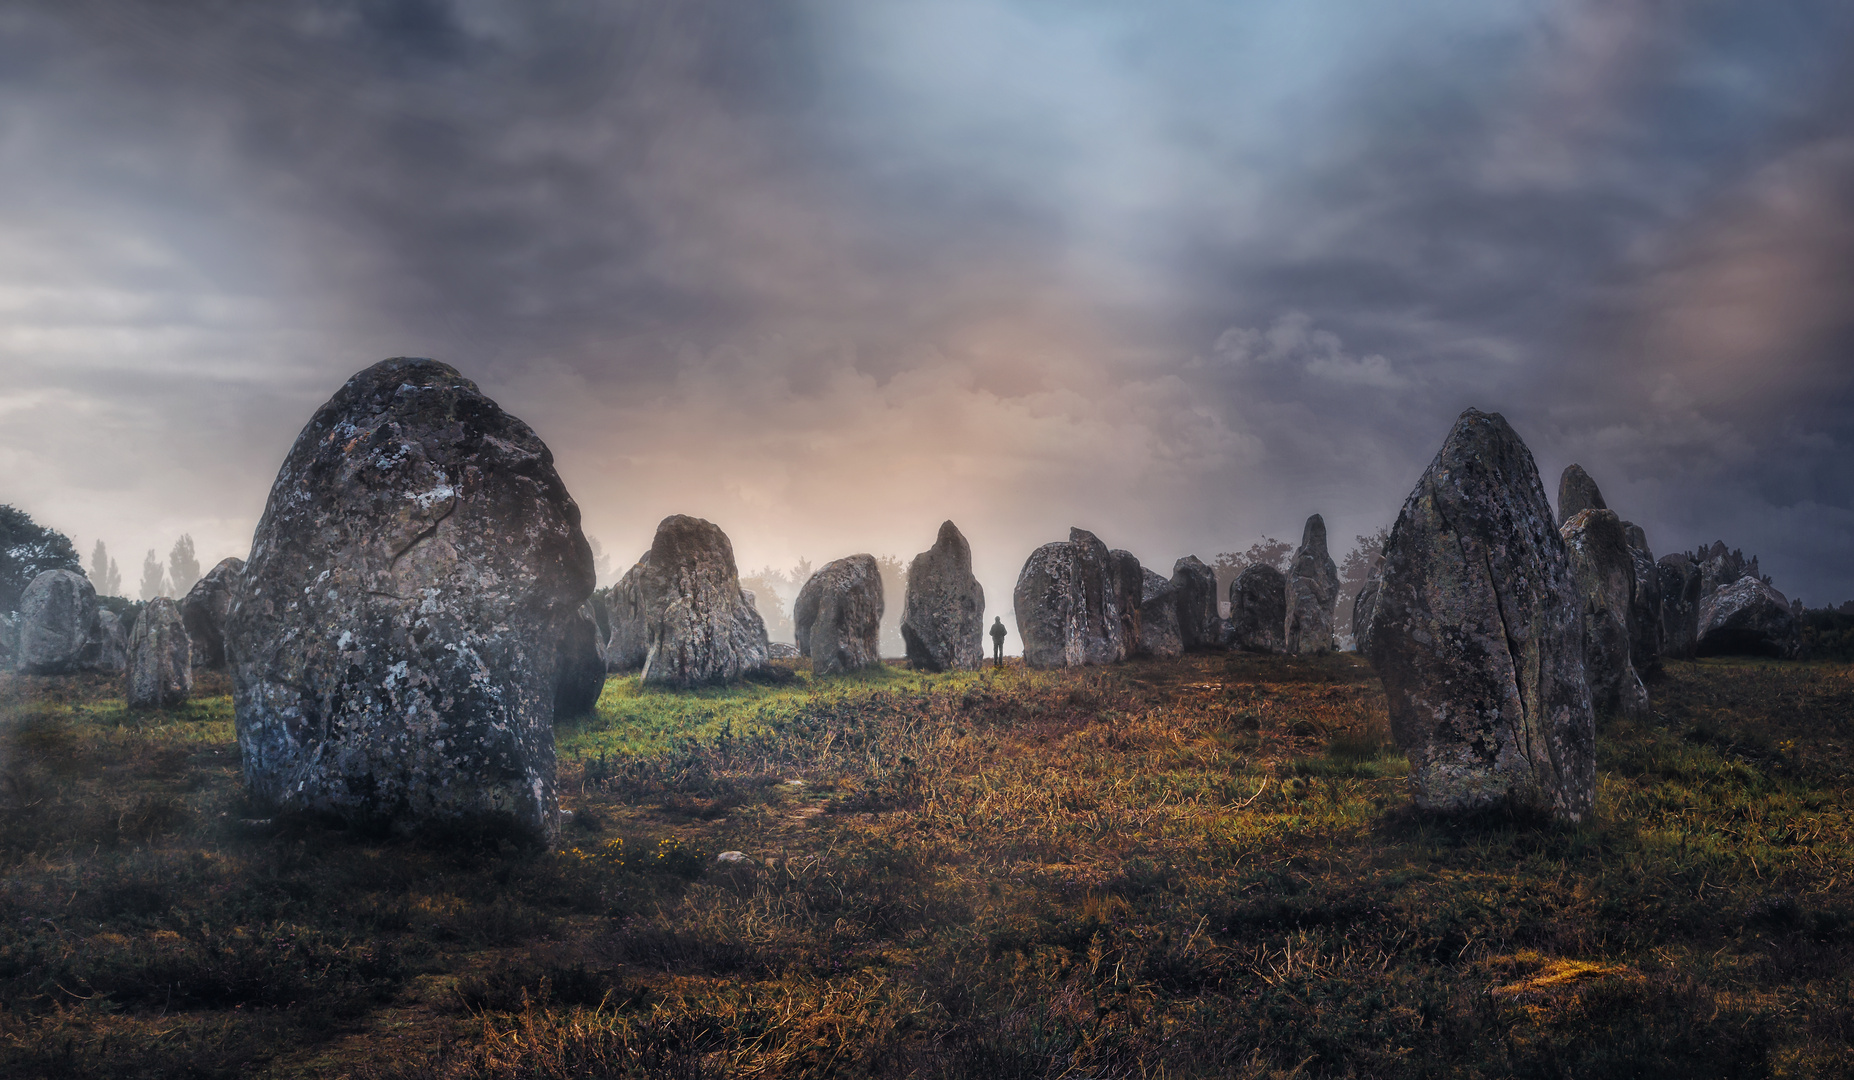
[1697,577,1798,658]
[1013,528,1125,668]
[180,557,245,670]
[796,554,885,674]
[1657,554,1702,659]
[1171,556,1220,650]
[128,596,192,709]
[80,609,129,675]
[633,516,772,688]
[1561,509,1649,720]
[1285,515,1341,655]
[1137,568,1183,659]
[15,569,98,674]
[1557,463,1608,526]
[554,601,606,717]
[900,521,985,672]
[1227,564,1287,654]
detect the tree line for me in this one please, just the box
[0,504,206,611]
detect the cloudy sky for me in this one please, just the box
[2,0,1851,630]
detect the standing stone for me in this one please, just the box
[80,609,129,675]
[554,601,606,717]
[1557,463,1608,526]
[1284,515,1341,655]
[604,554,652,672]
[1012,528,1124,668]
[228,358,594,844]
[1657,554,1702,660]
[1109,550,1144,661]
[1621,524,1662,678]
[1351,559,1384,654]
[1171,556,1221,650]
[900,522,986,672]
[127,597,192,708]
[1227,564,1288,654]
[14,569,98,674]
[1697,577,1799,658]
[795,554,884,674]
[179,557,245,669]
[632,516,771,688]
[1561,509,1650,720]
[1137,569,1183,658]
[1366,409,1595,822]
[0,612,19,670]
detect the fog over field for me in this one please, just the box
[3,1,1852,635]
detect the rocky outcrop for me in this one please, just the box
[796,554,885,675]
[604,555,652,672]
[900,521,985,672]
[1698,577,1798,658]
[179,557,245,670]
[1285,515,1341,655]
[1137,569,1183,659]
[128,597,192,708]
[1171,556,1221,650]
[1351,559,1384,654]
[1622,524,1662,678]
[554,601,606,717]
[1656,554,1702,660]
[80,609,128,675]
[1110,550,1144,660]
[1557,463,1607,526]
[1227,564,1287,653]
[14,569,98,674]
[1699,542,1758,599]
[1366,409,1595,822]
[1561,509,1649,720]
[631,517,772,688]
[227,358,594,844]
[1013,528,1124,668]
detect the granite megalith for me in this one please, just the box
[1351,559,1384,654]
[179,557,245,670]
[1656,553,1702,660]
[1561,509,1650,720]
[1110,550,1144,660]
[1366,408,1595,822]
[900,521,985,672]
[128,596,192,709]
[227,358,595,844]
[796,554,885,675]
[604,555,652,673]
[1227,564,1288,654]
[15,569,98,674]
[554,601,607,717]
[80,608,129,675]
[1697,577,1799,658]
[1556,463,1607,526]
[1013,528,1124,668]
[1137,568,1183,659]
[632,516,772,688]
[1171,556,1221,651]
[1622,524,1662,678]
[1285,515,1341,655]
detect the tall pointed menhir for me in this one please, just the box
[1366,408,1595,821]
[900,521,985,672]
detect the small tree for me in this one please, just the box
[139,549,169,601]
[169,534,202,597]
[0,504,82,612]
[90,540,124,597]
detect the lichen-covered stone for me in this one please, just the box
[1171,556,1220,650]
[1656,554,1702,659]
[1622,524,1662,678]
[1137,568,1183,659]
[1013,528,1124,669]
[1352,560,1384,654]
[179,557,245,669]
[1561,509,1649,720]
[15,569,97,674]
[604,554,652,673]
[128,597,192,708]
[796,554,885,674]
[1697,577,1798,658]
[900,522,985,672]
[631,516,771,688]
[1227,564,1287,654]
[1285,515,1341,655]
[554,601,606,717]
[1367,408,1595,822]
[1109,550,1144,661]
[228,358,594,845]
[1557,463,1607,526]
[80,609,128,675]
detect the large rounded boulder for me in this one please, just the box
[1171,556,1221,650]
[128,596,192,709]
[1366,408,1595,822]
[797,554,885,675]
[179,557,245,670]
[15,569,98,674]
[1013,528,1125,668]
[900,522,985,673]
[227,358,594,844]
[1561,509,1649,720]
[1697,577,1798,658]
[1285,514,1341,655]
[630,516,772,688]
[1227,564,1287,654]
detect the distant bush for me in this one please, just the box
[1799,609,1854,661]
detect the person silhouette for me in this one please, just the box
[990,616,1007,668]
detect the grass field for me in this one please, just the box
[1,653,1851,1078]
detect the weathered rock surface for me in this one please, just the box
[1171,556,1221,650]
[1352,559,1384,654]
[180,557,245,670]
[900,521,985,672]
[227,358,594,844]
[604,555,652,672]
[128,596,192,708]
[1698,577,1798,658]
[1657,554,1702,659]
[1699,542,1758,599]
[1227,564,1287,654]
[1622,524,1662,677]
[632,517,771,688]
[0,612,18,670]
[1110,550,1144,660]
[1561,509,1649,720]
[1137,569,1183,659]
[554,601,606,717]
[80,609,128,675]
[766,641,801,660]
[1557,463,1607,526]
[15,569,98,674]
[1285,515,1341,655]
[1013,528,1124,668]
[1366,409,1595,822]
[796,554,885,675]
